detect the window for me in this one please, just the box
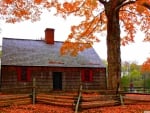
[81,70,93,82]
[17,67,30,82]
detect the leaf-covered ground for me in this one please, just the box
[0,93,150,113]
[0,104,150,113]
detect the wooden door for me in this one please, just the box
[53,72,62,90]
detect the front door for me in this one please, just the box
[53,72,62,90]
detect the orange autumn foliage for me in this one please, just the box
[141,57,150,73]
[0,0,149,55]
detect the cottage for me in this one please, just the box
[0,28,107,93]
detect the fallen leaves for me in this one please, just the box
[0,104,74,113]
[0,93,150,113]
[82,104,150,113]
[0,104,150,113]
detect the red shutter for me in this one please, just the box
[27,68,31,81]
[81,70,85,82]
[89,70,93,82]
[17,67,21,81]
[81,70,93,82]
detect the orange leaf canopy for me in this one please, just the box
[0,0,150,56]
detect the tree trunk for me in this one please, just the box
[104,2,121,91]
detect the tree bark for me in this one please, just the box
[104,2,121,91]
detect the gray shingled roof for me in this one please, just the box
[1,38,105,68]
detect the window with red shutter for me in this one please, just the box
[17,67,30,82]
[81,70,93,82]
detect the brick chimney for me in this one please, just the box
[45,28,55,44]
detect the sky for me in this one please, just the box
[0,11,150,65]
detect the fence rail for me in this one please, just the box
[0,77,36,105]
[1,79,150,110]
[123,87,150,93]
[0,94,32,107]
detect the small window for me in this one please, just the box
[17,67,30,82]
[81,70,93,82]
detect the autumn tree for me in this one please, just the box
[141,58,150,73]
[0,0,150,91]
[141,58,150,90]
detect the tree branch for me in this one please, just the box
[98,0,107,5]
[83,11,105,38]
[142,3,150,10]
[115,1,135,11]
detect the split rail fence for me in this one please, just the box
[0,80,150,113]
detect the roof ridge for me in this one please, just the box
[2,37,64,43]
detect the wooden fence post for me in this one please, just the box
[32,77,36,104]
[120,94,124,105]
[75,83,82,113]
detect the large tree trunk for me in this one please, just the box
[104,2,121,91]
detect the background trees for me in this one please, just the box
[121,62,141,85]
[141,58,150,91]
[121,61,150,92]
[0,0,150,91]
